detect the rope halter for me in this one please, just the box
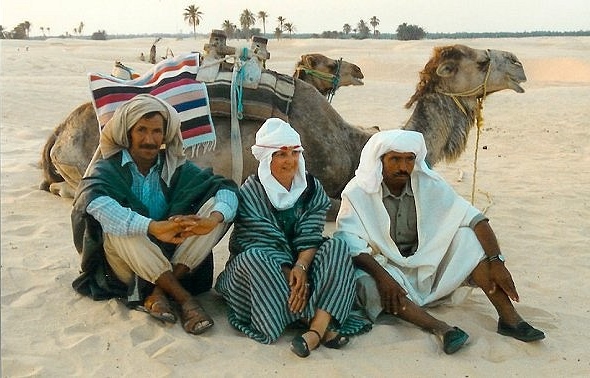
[295,57,342,103]
[436,49,492,205]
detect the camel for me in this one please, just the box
[40,45,526,215]
[40,53,365,198]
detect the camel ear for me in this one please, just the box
[303,54,317,68]
[436,61,457,77]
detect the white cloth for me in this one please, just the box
[250,118,307,210]
[88,94,186,186]
[335,130,484,306]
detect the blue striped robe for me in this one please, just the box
[215,174,368,344]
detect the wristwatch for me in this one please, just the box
[487,254,505,263]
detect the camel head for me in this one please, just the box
[405,44,527,108]
[294,53,364,96]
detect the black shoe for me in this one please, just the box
[290,329,321,358]
[497,320,545,342]
[443,327,469,354]
[322,333,349,349]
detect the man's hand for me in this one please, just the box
[148,220,189,244]
[488,262,520,302]
[375,273,409,315]
[169,212,224,237]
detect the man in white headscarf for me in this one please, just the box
[71,94,238,335]
[335,130,544,354]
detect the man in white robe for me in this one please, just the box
[335,130,544,354]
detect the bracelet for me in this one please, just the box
[294,263,307,272]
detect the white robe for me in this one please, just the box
[334,130,486,310]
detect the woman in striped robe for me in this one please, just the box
[215,118,368,357]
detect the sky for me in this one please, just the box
[2,0,589,37]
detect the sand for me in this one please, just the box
[1,35,589,377]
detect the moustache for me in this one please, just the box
[139,144,159,150]
[394,172,410,177]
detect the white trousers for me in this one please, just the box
[103,198,228,285]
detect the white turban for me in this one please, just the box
[89,94,186,186]
[251,118,307,210]
[355,130,434,193]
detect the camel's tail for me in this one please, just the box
[39,125,65,191]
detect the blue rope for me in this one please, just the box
[327,58,342,103]
[233,47,249,120]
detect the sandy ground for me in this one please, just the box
[1,36,589,377]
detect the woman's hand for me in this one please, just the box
[288,264,310,313]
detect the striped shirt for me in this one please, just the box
[87,150,237,236]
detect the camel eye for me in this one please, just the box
[478,58,490,70]
[511,58,523,67]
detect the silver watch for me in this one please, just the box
[488,254,505,263]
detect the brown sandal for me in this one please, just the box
[181,297,214,335]
[140,294,177,324]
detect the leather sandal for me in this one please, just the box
[139,294,177,324]
[290,329,321,358]
[322,332,349,349]
[181,297,214,335]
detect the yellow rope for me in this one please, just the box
[437,52,492,205]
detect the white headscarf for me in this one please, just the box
[89,94,185,186]
[251,118,307,210]
[355,129,436,194]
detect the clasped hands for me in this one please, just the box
[148,212,223,244]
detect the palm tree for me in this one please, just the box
[257,11,269,35]
[240,9,255,37]
[23,21,31,38]
[77,21,84,35]
[222,20,236,39]
[369,16,379,36]
[277,16,286,32]
[183,5,203,39]
[47,27,50,36]
[283,22,295,37]
[40,26,45,37]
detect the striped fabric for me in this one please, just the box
[207,70,295,121]
[88,53,216,150]
[215,174,369,344]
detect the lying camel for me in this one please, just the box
[40,53,364,198]
[40,45,526,213]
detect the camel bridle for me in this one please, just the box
[295,57,342,103]
[437,49,492,207]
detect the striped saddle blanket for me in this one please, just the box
[89,53,216,150]
[207,69,295,122]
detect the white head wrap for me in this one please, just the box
[90,94,185,185]
[251,118,307,210]
[355,130,435,193]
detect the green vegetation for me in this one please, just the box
[1,6,588,41]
